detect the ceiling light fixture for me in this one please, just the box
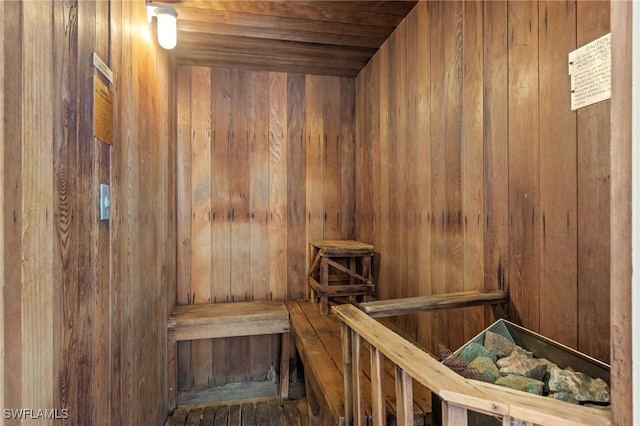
[147,2,178,50]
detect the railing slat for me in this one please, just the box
[442,401,468,426]
[370,346,386,425]
[341,323,353,426]
[394,365,414,425]
[352,329,365,425]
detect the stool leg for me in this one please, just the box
[363,255,374,301]
[348,257,357,303]
[320,259,329,315]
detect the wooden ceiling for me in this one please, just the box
[162,1,418,77]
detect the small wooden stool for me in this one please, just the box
[307,240,375,315]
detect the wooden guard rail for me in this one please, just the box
[332,304,612,426]
[359,290,508,318]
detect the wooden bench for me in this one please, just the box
[167,301,291,411]
[285,299,432,425]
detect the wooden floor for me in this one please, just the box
[166,398,308,426]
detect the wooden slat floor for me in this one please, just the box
[167,398,308,426]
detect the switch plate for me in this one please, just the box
[99,183,110,221]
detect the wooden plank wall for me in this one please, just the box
[175,67,356,389]
[355,0,611,363]
[1,1,176,424]
[609,2,633,425]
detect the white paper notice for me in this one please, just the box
[568,33,611,111]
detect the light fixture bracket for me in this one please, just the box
[147,1,177,23]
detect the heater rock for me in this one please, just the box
[469,356,500,382]
[548,367,611,403]
[497,351,548,381]
[495,374,545,395]
[459,342,497,364]
[483,330,515,357]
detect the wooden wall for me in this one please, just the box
[355,0,612,363]
[0,1,175,424]
[175,67,355,389]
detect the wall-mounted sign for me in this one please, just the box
[92,52,113,84]
[569,33,611,111]
[93,74,113,145]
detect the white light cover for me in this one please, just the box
[156,9,177,49]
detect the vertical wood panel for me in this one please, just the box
[176,66,192,389]
[22,0,54,413]
[268,72,289,380]
[269,72,288,300]
[482,0,509,322]
[190,66,213,388]
[355,71,367,243]
[443,0,465,351]
[230,69,251,380]
[248,70,272,377]
[507,0,540,331]
[576,1,611,363]
[405,10,419,339]
[0,0,6,413]
[461,0,485,342]
[109,0,126,418]
[340,77,356,240]
[211,67,232,384]
[52,0,79,420]
[247,72,270,285]
[538,0,578,347]
[415,1,434,351]
[324,76,342,240]
[609,2,633,423]
[306,75,325,244]
[377,43,391,302]
[286,74,306,299]
[429,1,449,351]
[1,0,23,414]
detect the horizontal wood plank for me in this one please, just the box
[285,300,345,424]
[168,301,290,341]
[360,290,508,318]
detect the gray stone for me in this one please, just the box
[497,352,548,381]
[548,367,611,403]
[469,356,500,382]
[483,331,515,358]
[459,342,497,364]
[538,357,558,374]
[495,374,544,395]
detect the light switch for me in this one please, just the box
[99,183,110,221]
